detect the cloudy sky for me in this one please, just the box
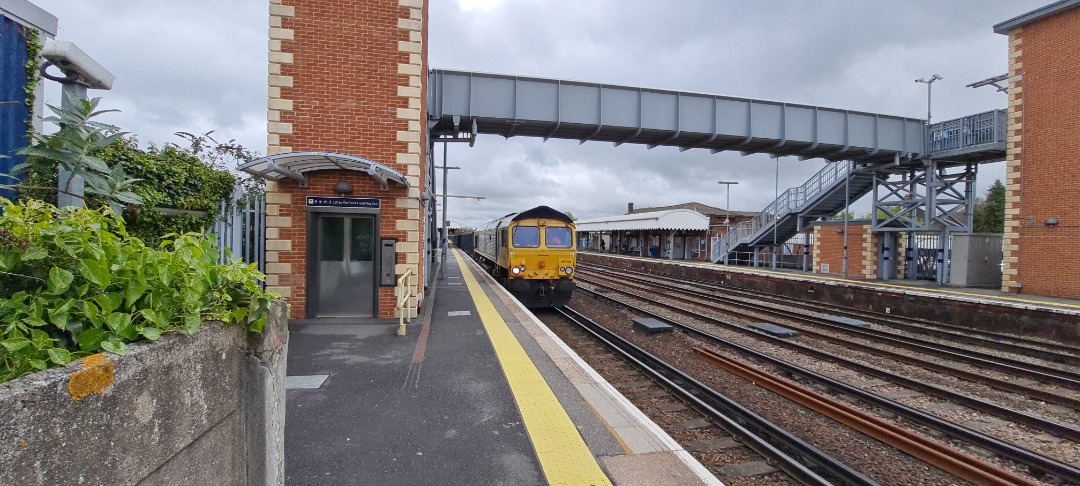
[29,0,1043,227]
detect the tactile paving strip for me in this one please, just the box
[453,250,612,486]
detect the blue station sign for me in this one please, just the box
[306,196,381,209]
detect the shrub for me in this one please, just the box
[0,199,277,383]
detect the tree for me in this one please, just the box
[831,210,857,221]
[972,180,1005,233]
[12,96,141,214]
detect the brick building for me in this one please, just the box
[245,0,430,319]
[994,1,1080,298]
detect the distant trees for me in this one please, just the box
[972,180,1005,234]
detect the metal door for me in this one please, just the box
[317,215,376,317]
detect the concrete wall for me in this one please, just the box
[1000,7,1080,298]
[265,0,429,318]
[0,301,289,486]
[583,253,1079,343]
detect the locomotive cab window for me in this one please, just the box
[512,226,540,248]
[545,227,572,248]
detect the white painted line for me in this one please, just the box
[447,311,472,317]
[286,374,329,389]
[448,282,463,286]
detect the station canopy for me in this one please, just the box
[238,151,409,191]
[575,209,709,232]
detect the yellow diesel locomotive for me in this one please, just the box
[474,206,576,307]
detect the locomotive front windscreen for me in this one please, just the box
[512,226,540,248]
[545,227,572,248]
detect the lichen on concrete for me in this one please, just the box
[67,354,115,401]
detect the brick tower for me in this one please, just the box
[264,0,429,318]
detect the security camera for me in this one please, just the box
[39,41,115,90]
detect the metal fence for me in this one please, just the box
[213,186,266,275]
[928,109,1007,153]
[910,233,948,281]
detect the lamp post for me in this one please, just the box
[716,181,738,234]
[717,181,738,265]
[915,74,942,152]
[435,159,459,280]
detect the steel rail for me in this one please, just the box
[580,268,1080,403]
[693,347,1040,486]
[582,261,1079,362]
[555,306,870,486]
[582,263,1080,376]
[574,283,1080,479]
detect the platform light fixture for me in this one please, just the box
[716,181,739,236]
[915,74,943,125]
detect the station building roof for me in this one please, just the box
[994,0,1080,33]
[629,201,758,219]
[576,209,709,232]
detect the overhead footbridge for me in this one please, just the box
[428,69,927,163]
[426,70,1008,270]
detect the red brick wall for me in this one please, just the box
[270,0,428,318]
[1007,9,1080,298]
[814,225,871,277]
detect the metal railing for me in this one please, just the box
[713,160,852,261]
[213,186,266,274]
[928,109,1007,154]
[395,268,415,336]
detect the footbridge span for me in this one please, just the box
[428,69,927,163]
[427,70,1008,282]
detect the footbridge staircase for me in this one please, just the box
[711,109,1008,264]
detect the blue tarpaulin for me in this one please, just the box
[0,16,31,202]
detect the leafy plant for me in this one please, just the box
[94,136,237,245]
[13,96,142,214]
[0,199,277,383]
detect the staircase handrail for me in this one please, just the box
[713,160,853,261]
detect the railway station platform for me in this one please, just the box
[283,248,718,485]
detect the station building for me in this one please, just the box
[241,0,430,320]
[994,0,1080,298]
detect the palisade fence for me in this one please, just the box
[213,186,266,280]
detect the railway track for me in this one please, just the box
[581,262,1080,366]
[578,266,1080,420]
[565,280,1080,484]
[545,306,867,485]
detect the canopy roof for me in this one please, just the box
[238,152,409,191]
[576,209,708,232]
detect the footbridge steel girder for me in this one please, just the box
[428,69,927,163]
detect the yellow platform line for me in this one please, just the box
[453,249,612,486]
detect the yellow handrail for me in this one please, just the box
[395,268,414,336]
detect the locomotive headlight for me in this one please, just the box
[565,267,573,275]
[511,266,522,275]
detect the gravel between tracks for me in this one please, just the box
[565,290,973,486]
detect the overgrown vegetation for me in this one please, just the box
[0,199,276,383]
[972,180,1005,234]
[96,135,237,245]
[1,95,274,384]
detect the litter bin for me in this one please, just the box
[648,246,657,258]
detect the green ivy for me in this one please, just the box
[17,135,238,246]
[23,28,42,140]
[0,199,278,383]
[95,138,236,245]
